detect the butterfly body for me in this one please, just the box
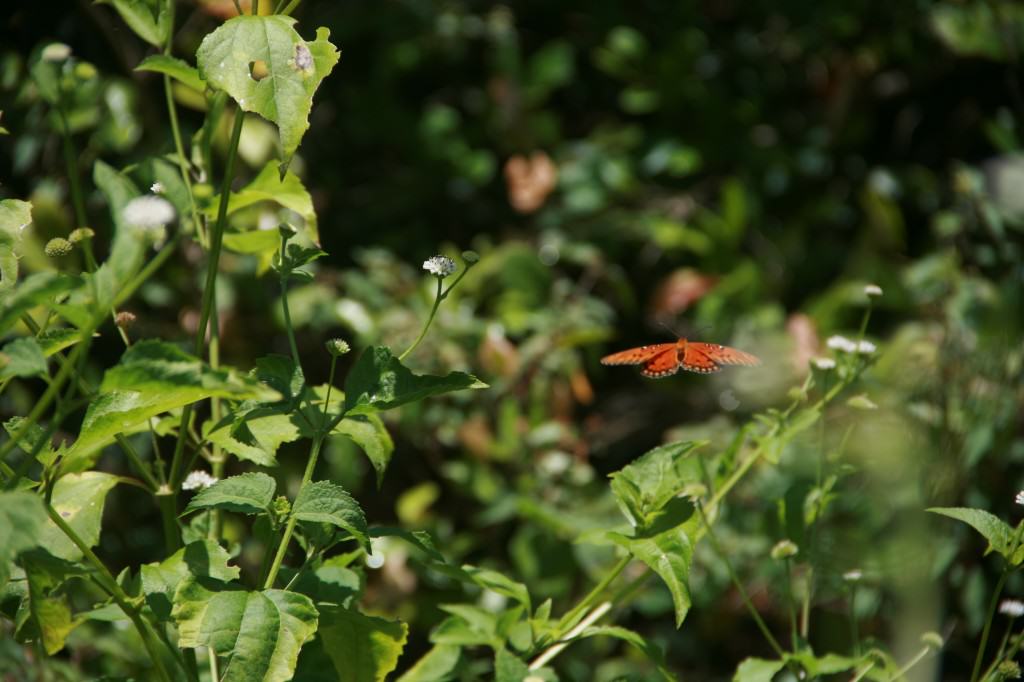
[601,338,760,378]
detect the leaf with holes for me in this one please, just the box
[196,16,340,165]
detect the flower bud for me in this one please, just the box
[770,539,798,560]
[115,311,137,328]
[44,238,73,257]
[68,227,95,243]
[461,250,480,265]
[325,338,351,357]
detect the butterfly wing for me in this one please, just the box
[640,348,681,378]
[684,342,761,373]
[601,343,676,366]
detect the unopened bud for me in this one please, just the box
[68,227,95,243]
[115,311,137,328]
[44,238,73,257]
[462,250,480,265]
[771,539,799,560]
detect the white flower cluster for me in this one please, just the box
[181,470,218,491]
[1000,599,1024,618]
[123,195,176,228]
[864,284,883,297]
[1016,490,1024,506]
[812,357,836,370]
[826,335,876,355]
[422,255,456,277]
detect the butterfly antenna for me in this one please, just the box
[657,320,681,339]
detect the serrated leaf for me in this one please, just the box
[334,414,394,487]
[172,577,318,682]
[0,337,47,379]
[609,526,693,627]
[19,549,90,654]
[214,161,319,246]
[343,346,487,416]
[184,473,277,516]
[609,440,704,530]
[141,540,240,621]
[66,341,280,464]
[928,507,1023,564]
[0,199,31,291]
[39,472,119,561]
[196,16,340,164]
[205,410,300,466]
[136,54,204,92]
[395,644,461,682]
[0,492,48,587]
[733,657,785,682]
[96,0,170,47]
[317,606,407,682]
[292,481,369,552]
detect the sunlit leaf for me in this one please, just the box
[333,413,394,488]
[0,273,82,336]
[96,0,170,47]
[609,440,704,529]
[395,644,461,682]
[609,527,693,627]
[183,473,277,516]
[0,199,31,291]
[494,647,529,682]
[733,657,785,682]
[0,337,47,379]
[214,161,319,246]
[0,491,47,587]
[19,550,90,654]
[292,481,369,552]
[196,16,340,164]
[316,605,408,682]
[172,577,318,682]
[343,346,487,416]
[39,472,119,561]
[141,540,240,620]
[928,507,1023,564]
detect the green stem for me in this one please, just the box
[398,277,443,362]
[263,435,325,589]
[697,502,787,659]
[784,558,799,651]
[57,108,87,229]
[168,109,246,494]
[163,74,204,244]
[553,555,631,640]
[45,505,176,682]
[278,0,301,15]
[893,644,932,681]
[973,569,1010,682]
[848,584,860,656]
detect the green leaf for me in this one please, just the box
[224,230,281,256]
[316,605,408,682]
[67,341,280,464]
[0,337,47,379]
[96,0,170,47]
[494,647,529,682]
[205,410,300,467]
[370,527,446,564]
[3,417,58,467]
[787,651,862,675]
[20,550,90,654]
[196,16,341,164]
[928,507,1023,564]
[39,472,119,561]
[609,526,694,627]
[141,540,240,620]
[609,440,704,530]
[37,328,83,357]
[184,473,277,516]
[576,625,674,681]
[286,557,362,608]
[931,3,1024,62]
[733,657,785,682]
[395,644,461,682]
[215,161,319,246]
[343,346,487,415]
[292,481,369,552]
[0,273,82,336]
[135,54,204,92]
[333,414,394,487]
[0,199,31,291]
[0,492,48,587]
[172,578,318,682]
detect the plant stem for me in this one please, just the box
[848,584,860,656]
[168,109,246,494]
[278,0,302,15]
[530,601,612,671]
[57,108,87,229]
[893,644,933,680]
[399,277,443,362]
[263,435,324,589]
[554,555,631,639]
[697,502,787,659]
[783,558,799,650]
[45,505,176,682]
[972,569,1010,682]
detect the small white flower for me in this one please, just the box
[150,182,165,194]
[364,538,386,569]
[480,590,508,612]
[182,470,218,491]
[1000,600,1024,617]
[864,284,883,297]
[826,335,857,353]
[843,569,863,582]
[812,357,836,370]
[856,340,877,354]
[1015,490,1024,506]
[41,43,72,62]
[423,255,457,277]
[123,195,176,229]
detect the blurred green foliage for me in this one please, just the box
[1,0,1024,680]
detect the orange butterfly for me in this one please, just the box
[601,339,761,378]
